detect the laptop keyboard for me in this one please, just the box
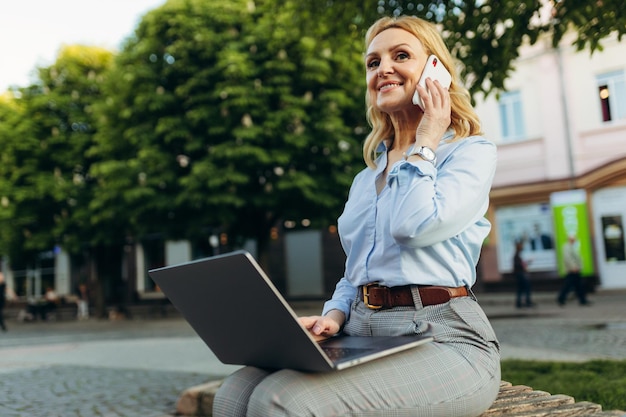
[322,347,373,361]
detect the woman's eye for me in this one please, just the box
[396,52,409,60]
[366,60,379,69]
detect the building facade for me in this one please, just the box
[475,30,626,289]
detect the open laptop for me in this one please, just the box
[148,250,433,372]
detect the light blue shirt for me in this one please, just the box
[322,131,497,318]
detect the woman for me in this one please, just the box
[213,15,500,417]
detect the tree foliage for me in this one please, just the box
[293,0,626,98]
[0,46,113,266]
[89,0,366,263]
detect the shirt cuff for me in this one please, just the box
[322,299,352,320]
[386,159,436,188]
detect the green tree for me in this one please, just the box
[90,0,366,267]
[40,46,115,253]
[0,95,29,265]
[0,46,113,308]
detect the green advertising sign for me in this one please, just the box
[550,190,595,277]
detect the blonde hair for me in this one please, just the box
[363,16,482,168]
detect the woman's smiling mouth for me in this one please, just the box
[379,82,402,92]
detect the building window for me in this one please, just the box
[498,90,526,142]
[597,70,626,122]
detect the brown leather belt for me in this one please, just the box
[361,283,468,309]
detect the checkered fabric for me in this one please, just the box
[213,289,500,417]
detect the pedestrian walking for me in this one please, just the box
[513,240,534,308]
[557,234,590,306]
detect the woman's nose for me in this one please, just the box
[377,59,393,77]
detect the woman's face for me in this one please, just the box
[365,28,428,113]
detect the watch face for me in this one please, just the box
[421,147,435,160]
[405,145,436,163]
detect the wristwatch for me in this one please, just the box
[404,145,437,165]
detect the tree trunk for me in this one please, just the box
[88,251,106,319]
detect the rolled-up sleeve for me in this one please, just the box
[322,277,357,319]
[387,137,496,248]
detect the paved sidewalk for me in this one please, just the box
[476,289,626,361]
[0,289,624,416]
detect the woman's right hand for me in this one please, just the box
[298,310,345,342]
[414,77,451,149]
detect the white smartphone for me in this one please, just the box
[412,55,452,109]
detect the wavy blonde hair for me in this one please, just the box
[363,16,482,168]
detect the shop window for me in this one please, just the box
[597,70,626,122]
[498,90,526,142]
[494,202,557,273]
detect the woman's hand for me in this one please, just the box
[414,77,452,149]
[298,310,345,342]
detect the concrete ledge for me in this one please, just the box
[176,379,625,417]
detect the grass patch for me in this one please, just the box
[501,359,626,412]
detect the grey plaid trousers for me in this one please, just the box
[213,288,500,417]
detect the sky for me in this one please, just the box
[0,0,167,92]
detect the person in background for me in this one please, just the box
[557,234,590,306]
[513,240,534,308]
[213,15,500,417]
[43,286,59,320]
[75,282,90,320]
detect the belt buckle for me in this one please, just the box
[363,282,383,310]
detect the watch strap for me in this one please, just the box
[403,145,437,164]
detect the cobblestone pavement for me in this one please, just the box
[480,290,626,361]
[0,289,624,416]
[0,366,210,417]
[0,318,236,417]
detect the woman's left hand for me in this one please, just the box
[298,311,344,342]
[414,78,451,149]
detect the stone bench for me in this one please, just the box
[175,380,626,417]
